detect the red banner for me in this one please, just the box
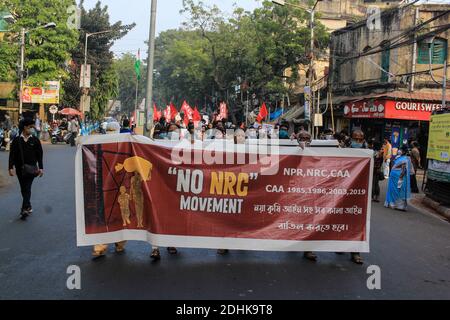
[76,135,373,252]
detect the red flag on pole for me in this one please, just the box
[169,102,178,122]
[153,103,161,121]
[193,107,202,127]
[181,100,194,127]
[257,103,268,123]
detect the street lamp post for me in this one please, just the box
[80,30,113,115]
[272,0,321,136]
[18,22,56,117]
[144,0,158,137]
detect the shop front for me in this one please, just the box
[343,98,441,161]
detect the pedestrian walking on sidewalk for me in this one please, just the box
[8,118,44,220]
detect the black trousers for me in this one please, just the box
[17,172,35,210]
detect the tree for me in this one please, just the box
[153,29,213,108]
[155,0,329,116]
[0,0,79,98]
[62,0,135,120]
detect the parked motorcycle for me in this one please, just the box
[51,128,72,145]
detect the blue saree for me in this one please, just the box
[385,155,411,210]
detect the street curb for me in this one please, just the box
[421,196,450,220]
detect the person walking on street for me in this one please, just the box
[3,113,12,131]
[34,114,42,140]
[385,145,412,211]
[369,140,383,203]
[69,117,80,147]
[8,118,44,220]
[410,142,421,193]
[382,138,392,179]
[343,129,366,265]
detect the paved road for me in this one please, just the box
[0,145,449,300]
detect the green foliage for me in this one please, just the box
[0,0,79,96]
[62,0,135,119]
[154,0,329,109]
[89,66,118,119]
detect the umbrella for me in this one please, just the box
[59,108,83,116]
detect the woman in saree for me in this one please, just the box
[385,145,411,211]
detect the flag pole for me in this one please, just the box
[135,71,139,118]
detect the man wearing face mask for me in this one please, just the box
[292,129,317,261]
[344,129,366,264]
[350,129,368,149]
[279,125,290,139]
[8,118,44,220]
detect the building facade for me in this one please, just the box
[283,0,403,124]
[327,3,450,158]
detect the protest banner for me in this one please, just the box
[76,135,373,252]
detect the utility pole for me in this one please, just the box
[19,27,25,117]
[80,30,112,116]
[309,8,315,137]
[443,59,447,109]
[272,0,321,135]
[144,0,158,137]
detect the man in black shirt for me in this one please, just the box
[8,118,44,220]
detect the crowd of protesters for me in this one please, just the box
[2,110,424,264]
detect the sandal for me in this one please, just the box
[92,249,107,258]
[167,247,178,255]
[303,251,317,261]
[115,242,126,253]
[92,244,108,258]
[351,253,364,265]
[150,248,161,260]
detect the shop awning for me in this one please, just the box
[280,105,304,121]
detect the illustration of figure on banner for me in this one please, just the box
[115,156,153,229]
[118,186,132,227]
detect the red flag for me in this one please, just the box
[257,103,268,123]
[217,102,228,121]
[170,103,178,120]
[181,100,194,127]
[153,103,161,121]
[193,107,202,127]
